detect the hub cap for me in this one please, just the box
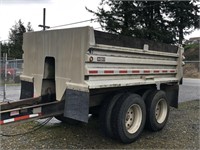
[125,104,142,134]
[155,98,168,124]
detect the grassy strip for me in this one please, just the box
[0,83,21,86]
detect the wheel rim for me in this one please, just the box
[155,98,168,124]
[125,104,142,134]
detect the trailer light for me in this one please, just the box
[89,56,93,62]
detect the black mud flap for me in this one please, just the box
[20,81,34,99]
[64,89,89,123]
[161,84,179,108]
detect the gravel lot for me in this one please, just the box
[1,99,199,149]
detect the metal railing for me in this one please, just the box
[184,61,200,72]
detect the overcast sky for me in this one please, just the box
[0,0,199,41]
[0,0,101,41]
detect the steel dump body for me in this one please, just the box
[1,26,183,139]
[21,26,183,101]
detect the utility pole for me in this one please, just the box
[38,8,50,31]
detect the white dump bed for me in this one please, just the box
[85,44,182,89]
[21,26,183,101]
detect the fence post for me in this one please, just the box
[3,53,7,101]
[0,41,1,86]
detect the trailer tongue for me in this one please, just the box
[0,96,64,125]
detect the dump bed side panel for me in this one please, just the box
[85,44,182,89]
[83,31,182,89]
[22,27,94,100]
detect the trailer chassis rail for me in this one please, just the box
[0,96,64,125]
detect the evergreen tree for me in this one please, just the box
[1,20,34,59]
[9,19,26,59]
[0,42,9,56]
[87,1,140,36]
[163,1,199,44]
[87,0,200,44]
[133,1,176,43]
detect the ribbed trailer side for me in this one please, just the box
[85,44,182,89]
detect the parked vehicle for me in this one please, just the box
[0,27,184,143]
[0,67,16,81]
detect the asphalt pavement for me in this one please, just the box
[0,78,199,102]
[179,78,200,102]
[0,84,20,101]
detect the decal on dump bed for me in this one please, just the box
[97,57,105,62]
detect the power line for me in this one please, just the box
[49,3,160,30]
[50,18,98,29]
[0,117,53,137]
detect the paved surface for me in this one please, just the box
[0,78,199,102]
[179,78,200,102]
[0,84,20,101]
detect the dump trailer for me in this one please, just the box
[0,26,184,143]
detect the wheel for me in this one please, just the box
[99,93,123,138]
[142,89,153,100]
[144,90,169,131]
[111,93,146,143]
[55,114,81,125]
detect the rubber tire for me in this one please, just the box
[55,115,81,125]
[142,89,153,100]
[99,93,123,138]
[144,90,169,131]
[111,93,146,143]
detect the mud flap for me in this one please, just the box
[20,81,34,99]
[64,89,89,123]
[161,84,179,108]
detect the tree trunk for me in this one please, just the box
[179,17,184,45]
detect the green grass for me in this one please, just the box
[0,83,21,86]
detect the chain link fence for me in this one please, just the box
[1,57,23,83]
[0,55,23,101]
